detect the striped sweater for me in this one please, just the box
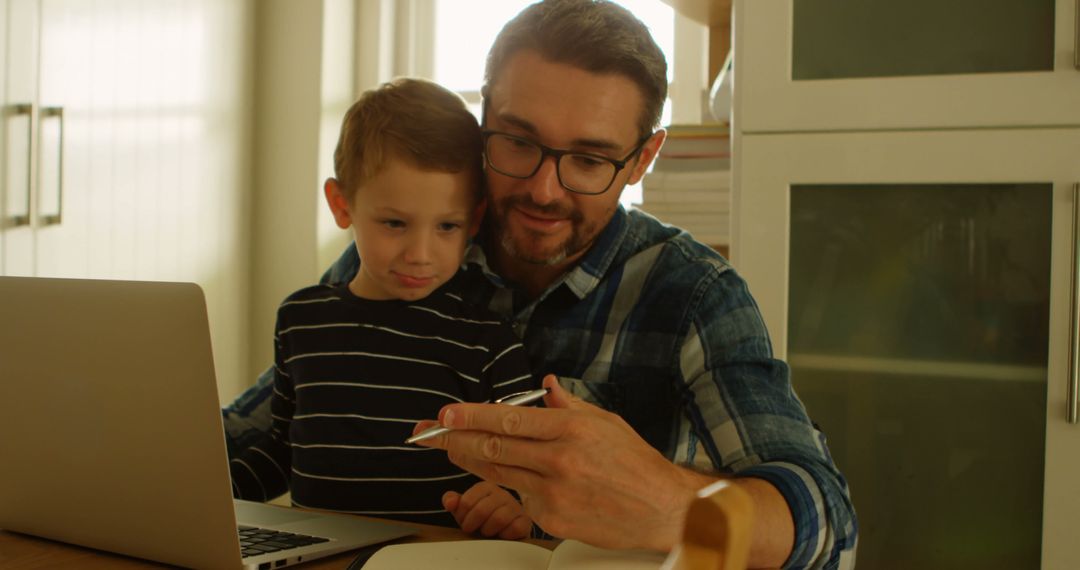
[229,279,534,526]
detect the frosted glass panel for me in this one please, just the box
[792,0,1055,80]
[788,184,1050,569]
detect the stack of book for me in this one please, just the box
[635,123,730,247]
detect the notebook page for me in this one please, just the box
[362,540,552,570]
[547,540,667,569]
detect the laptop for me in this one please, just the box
[0,276,415,569]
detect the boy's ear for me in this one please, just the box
[324,178,353,229]
[468,198,487,237]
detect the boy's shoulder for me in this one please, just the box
[421,287,496,317]
[417,281,505,325]
[275,276,506,327]
[280,283,342,306]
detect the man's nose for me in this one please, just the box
[525,155,567,206]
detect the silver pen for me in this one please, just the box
[405,387,550,444]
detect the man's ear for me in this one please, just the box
[468,198,487,238]
[324,178,353,229]
[626,129,667,185]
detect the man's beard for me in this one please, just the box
[491,194,597,266]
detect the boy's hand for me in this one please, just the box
[443,481,532,540]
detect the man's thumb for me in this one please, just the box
[541,374,576,408]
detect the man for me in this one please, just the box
[224,1,857,567]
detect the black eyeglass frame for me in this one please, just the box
[480,129,654,196]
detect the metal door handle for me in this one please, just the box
[1070,183,1080,424]
[5,103,34,227]
[38,107,64,226]
[1075,0,1080,70]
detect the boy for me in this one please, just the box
[229,78,533,539]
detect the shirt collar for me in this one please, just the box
[466,204,630,301]
[561,204,628,299]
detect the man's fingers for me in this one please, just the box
[541,374,575,409]
[434,374,594,439]
[412,419,440,435]
[420,375,608,444]
[445,451,545,495]
[437,401,566,441]
[434,428,566,478]
[542,375,610,419]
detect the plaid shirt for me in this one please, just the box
[223,205,857,569]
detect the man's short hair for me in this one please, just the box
[333,77,483,201]
[483,0,668,139]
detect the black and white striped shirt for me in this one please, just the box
[229,279,534,526]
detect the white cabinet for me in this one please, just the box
[1,0,39,276]
[0,0,254,402]
[733,1,1080,567]
[736,0,1080,132]
[735,128,1080,569]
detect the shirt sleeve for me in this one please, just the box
[221,366,275,460]
[318,243,361,286]
[228,316,296,502]
[481,322,536,402]
[221,244,360,459]
[678,269,858,570]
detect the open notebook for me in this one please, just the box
[362,478,757,570]
[362,539,666,569]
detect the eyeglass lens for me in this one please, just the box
[485,133,615,195]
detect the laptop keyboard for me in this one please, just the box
[238,525,331,558]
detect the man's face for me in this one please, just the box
[483,50,660,268]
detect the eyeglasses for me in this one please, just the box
[481,130,652,195]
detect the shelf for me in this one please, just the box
[660,0,732,82]
[788,353,1046,383]
[659,0,731,27]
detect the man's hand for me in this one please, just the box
[443,481,532,540]
[412,374,713,551]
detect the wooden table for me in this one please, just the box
[0,518,556,569]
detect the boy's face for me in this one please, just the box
[325,156,481,301]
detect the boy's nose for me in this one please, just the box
[404,233,434,264]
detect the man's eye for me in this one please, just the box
[496,135,535,153]
[570,154,608,170]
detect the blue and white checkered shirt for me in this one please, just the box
[223,205,857,569]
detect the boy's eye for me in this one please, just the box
[381,219,405,229]
[438,222,462,232]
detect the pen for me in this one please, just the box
[405,387,550,444]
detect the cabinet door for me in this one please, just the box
[31,0,254,401]
[32,0,93,279]
[1,0,37,276]
[733,128,1080,569]
[0,0,6,270]
[35,0,157,280]
[735,0,1080,132]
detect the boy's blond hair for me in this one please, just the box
[333,77,483,201]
